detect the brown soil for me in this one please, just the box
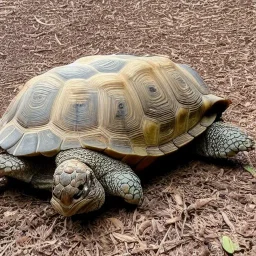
[0,0,255,255]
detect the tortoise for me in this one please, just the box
[0,54,254,216]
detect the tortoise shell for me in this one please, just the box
[0,55,230,169]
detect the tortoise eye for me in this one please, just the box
[73,191,83,200]
[73,185,89,199]
[73,184,84,199]
[78,184,83,190]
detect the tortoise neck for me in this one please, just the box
[55,148,133,179]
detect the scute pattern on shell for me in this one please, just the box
[0,55,229,167]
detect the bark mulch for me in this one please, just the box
[0,0,255,255]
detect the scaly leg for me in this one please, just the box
[99,169,143,205]
[195,122,255,158]
[0,154,32,189]
[0,153,53,191]
[0,154,27,176]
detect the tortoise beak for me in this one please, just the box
[50,196,103,217]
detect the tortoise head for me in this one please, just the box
[51,159,105,216]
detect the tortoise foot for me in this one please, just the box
[195,121,255,158]
[100,170,143,205]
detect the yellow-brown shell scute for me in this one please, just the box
[0,55,230,165]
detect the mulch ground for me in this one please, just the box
[0,0,255,255]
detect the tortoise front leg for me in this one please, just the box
[99,169,143,205]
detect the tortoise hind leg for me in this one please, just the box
[0,154,27,175]
[0,154,34,189]
[195,121,255,158]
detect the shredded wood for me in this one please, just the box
[0,0,255,255]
